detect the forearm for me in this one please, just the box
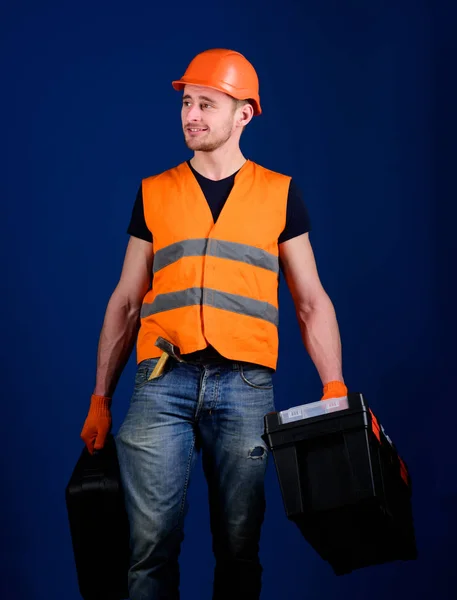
[93,291,141,398]
[296,294,344,385]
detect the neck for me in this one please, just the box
[190,145,247,181]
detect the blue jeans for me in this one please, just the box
[115,356,275,600]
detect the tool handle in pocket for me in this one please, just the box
[148,353,169,380]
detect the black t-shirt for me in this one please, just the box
[127,161,311,243]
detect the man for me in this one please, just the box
[81,48,348,600]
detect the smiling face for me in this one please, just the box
[181,84,251,152]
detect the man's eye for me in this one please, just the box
[202,103,211,109]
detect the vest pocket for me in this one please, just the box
[239,364,274,389]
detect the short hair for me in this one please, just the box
[233,98,252,111]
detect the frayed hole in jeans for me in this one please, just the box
[248,446,266,459]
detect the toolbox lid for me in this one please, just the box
[278,396,350,424]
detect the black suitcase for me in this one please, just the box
[65,434,130,599]
[263,392,417,575]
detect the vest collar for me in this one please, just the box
[178,159,254,229]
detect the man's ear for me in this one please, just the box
[239,104,254,128]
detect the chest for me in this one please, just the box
[147,172,285,252]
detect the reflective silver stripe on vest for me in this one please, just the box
[141,287,279,327]
[153,238,279,274]
[153,240,207,273]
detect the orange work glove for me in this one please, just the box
[80,394,112,454]
[321,380,348,401]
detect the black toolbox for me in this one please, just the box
[263,392,417,575]
[65,434,130,599]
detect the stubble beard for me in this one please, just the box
[184,117,234,152]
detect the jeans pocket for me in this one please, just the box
[239,364,274,389]
[134,357,167,388]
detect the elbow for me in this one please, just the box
[127,298,143,321]
[110,288,143,320]
[296,290,333,322]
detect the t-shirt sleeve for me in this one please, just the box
[127,183,153,243]
[278,178,312,244]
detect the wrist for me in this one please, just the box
[322,380,347,400]
[93,387,111,397]
[323,379,345,388]
[90,394,112,415]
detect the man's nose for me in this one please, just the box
[186,104,202,121]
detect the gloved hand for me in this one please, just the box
[321,380,348,400]
[80,394,112,455]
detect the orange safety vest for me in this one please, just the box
[136,159,290,370]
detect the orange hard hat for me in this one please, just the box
[172,48,262,116]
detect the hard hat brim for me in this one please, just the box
[172,78,262,116]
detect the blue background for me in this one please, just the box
[1,0,456,598]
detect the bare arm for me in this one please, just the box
[279,232,344,385]
[93,236,154,398]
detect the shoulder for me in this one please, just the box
[250,160,291,179]
[142,161,188,186]
[287,177,304,199]
[249,161,292,194]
